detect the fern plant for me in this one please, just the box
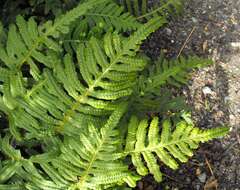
[0,0,229,189]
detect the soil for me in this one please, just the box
[140,0,240,189]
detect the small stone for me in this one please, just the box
[192,17,198,23]
[165,28,172,35]
[224,96,231,103]
[196,184,201,190]
[198,173,207,183]
[229,114,235,120]
[202,86,213,95]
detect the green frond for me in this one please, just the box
[127,56,211,116]
[122,117,229,182]
[18,105,139,190]
[84,1,142,32]
[0,0,106,69]
[3,17,166,139]
[117,0,183,21]
[59,1,143,53]
[130,88,188,116]
[138,55,213,95]
[0,0,108,112]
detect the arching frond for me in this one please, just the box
[3,17,166,140]
[0,0,107,101]
[121,116,229,182]
[138,55,212,95]
[11,105,139,190]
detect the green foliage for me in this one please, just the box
[118,0,183,21]
[0,0,229,189]
[1,16,166,141]
[122,116,229,182]
[138,55,213,94]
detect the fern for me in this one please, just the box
[28,104,139,190]
[0,105,139,190]
[0,1,229,189]
[62,0,143,53]
[121,116,229,182]
[1,17,166,140]
[0,0,108,113]
[127,56,211,116]
[138,55,213,95]
[84,1,142,32]
[118,0,183,21]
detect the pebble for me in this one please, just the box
[165,28,172,36]
[224,96,231,103]
[202,86,213,95]
[191,17,198,23]
[196,184,201,190]
[198,173,207,183]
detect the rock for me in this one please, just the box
[198,173,207,183]
[202,86,213,95]
[192,17,198,23]
[196,184,201,190]
[224,96,231,103]
[165,28,172,35]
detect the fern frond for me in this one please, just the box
[127,56,211,116]
[4,17,166,139]
[130,88,188,116]
[84,1,141,32]
[0,0,107,108]
[118,0,183,21]
[63,1,143,52]
[16,104,139,190]
[121,116,229,182]
[138,55,212,95]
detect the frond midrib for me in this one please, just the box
[16,22,61,69]
[74,141,103,189]
[73,130,109,189]
[56,49,124,132]
[121,133,207,156]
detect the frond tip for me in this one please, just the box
[123,116,229,182]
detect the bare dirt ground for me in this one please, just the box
[139,0,240,189]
